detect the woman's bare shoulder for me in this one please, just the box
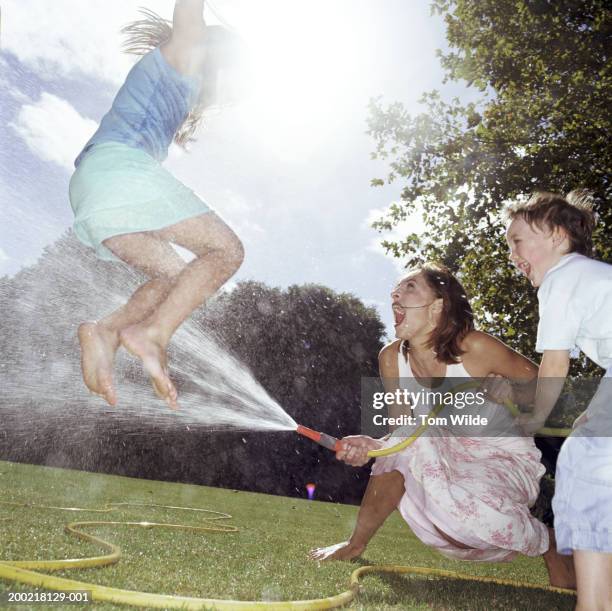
[460,330,536,378]
[378,339,401,371]
[460,329,496,354]
[379,339,402,358]
[458,331,504,377]
[378,340,401,379]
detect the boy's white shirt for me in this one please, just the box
[536,253,612,370]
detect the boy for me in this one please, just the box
[505,190,612,610]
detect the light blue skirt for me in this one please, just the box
[69,142,211,261]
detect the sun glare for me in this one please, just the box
[210,1,371,159]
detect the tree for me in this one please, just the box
[195,281,385,502]
[0,233,386,503]
[368,0,611,377]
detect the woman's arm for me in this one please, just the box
[379,341,411,432]
[461,330,538,404]
[333,342,401,467]
[461,330,538,380]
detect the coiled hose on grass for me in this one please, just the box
[0,499,575,609]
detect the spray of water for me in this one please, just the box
[0,234,298,454]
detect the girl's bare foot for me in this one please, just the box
[543,527,576,589]
[119,323,178,409]
[308,541,366,562]
[78,322,119,406]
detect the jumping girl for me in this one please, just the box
[69,1,244,409]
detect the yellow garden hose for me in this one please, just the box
[0,385,576,607]
[0,500,575,609]
[297,381,572,458]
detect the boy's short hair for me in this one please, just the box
[503,190,596,256]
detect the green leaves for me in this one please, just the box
[368,0,610,374]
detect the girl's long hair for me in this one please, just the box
[121,8,240,147]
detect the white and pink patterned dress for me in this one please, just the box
[370,344,549,561]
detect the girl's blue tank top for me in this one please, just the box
[75,48,200,167]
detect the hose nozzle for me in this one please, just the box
[296,425,342,452]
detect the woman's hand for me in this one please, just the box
[481,373,514,405]
[335,436,383,467]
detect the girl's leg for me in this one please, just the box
[79,233,186,406]
[574,550,612,611]
[309,470,405,561]
[119,212,244,408]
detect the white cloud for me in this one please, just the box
[220,280,238,293]
[362,297,386,310]
[2,0,170,84]
[6,86,31,104]
[200,187,266,239]
[0,57,31,103]
[170,243,196,264]
[364,202,426,271]
[365,202,427,236]
[10,92,98,170]
[0,249,12,276]
[0,169,71,277]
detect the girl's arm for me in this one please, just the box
[172,0,206,40]
[163,0,207,74]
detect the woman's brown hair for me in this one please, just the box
[401,262,474,364]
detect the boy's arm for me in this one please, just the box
[520,350,570,434]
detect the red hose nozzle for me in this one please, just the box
[296,424,343,452]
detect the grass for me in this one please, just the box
[0,460,574,610]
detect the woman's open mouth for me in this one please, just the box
[392,305,406,326]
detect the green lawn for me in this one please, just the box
[0,460,574,610]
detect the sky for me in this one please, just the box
[0,0,475,338]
